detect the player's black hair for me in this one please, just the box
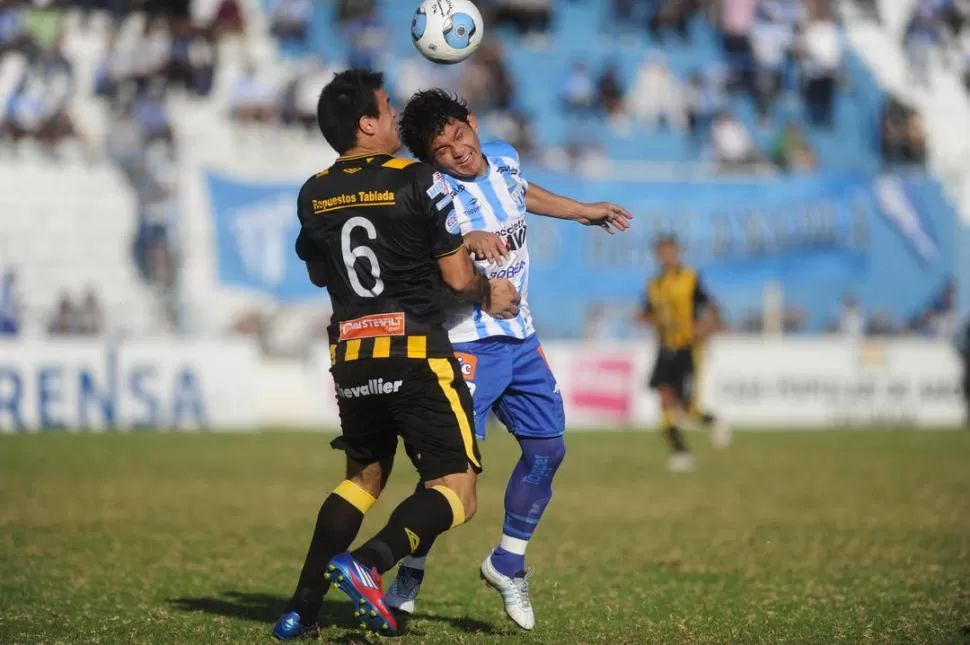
[316,68,385,154]
[654,234,679,249]
[399,89,472,163]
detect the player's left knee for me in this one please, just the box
[521,435,566,476]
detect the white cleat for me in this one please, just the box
[668,451,696,472]
[385,567,422,615]
[711,417,732,449]
[479,554,535,630]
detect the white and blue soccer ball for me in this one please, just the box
[411,0,484,65]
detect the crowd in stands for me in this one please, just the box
[0,0,959,340]
[0,268,105,337]
[901,0,970,92]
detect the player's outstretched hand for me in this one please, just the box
[577,202,633,234]
[486,278,520,319]
[464,231,509,264]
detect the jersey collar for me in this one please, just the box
[333,152,393,166]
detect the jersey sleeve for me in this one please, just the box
[410,164,464,258]
[641,281,655,317]
[294,181,328,262]
[693,273,711,309]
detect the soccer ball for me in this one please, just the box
[411,0,484,65]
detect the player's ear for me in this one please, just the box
[358,114,377,137]
[467,113,479,133]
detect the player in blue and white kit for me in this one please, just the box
[388,89,632,630]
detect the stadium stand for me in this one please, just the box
[0,0,965,342]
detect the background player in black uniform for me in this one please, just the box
[274,69,520,639]
[637,236,730,473]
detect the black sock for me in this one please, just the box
[407,480,436,559]
[288,492,366,623]
[353,487,456,574]
[664,425,689,453]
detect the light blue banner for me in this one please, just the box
[205,169,955,337]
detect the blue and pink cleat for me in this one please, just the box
[324,552,398,636]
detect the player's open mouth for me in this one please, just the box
[457,153,473,167]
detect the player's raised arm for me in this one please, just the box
[525,183,632,234]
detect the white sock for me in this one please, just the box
[498,534,529,556]
[399,555,426,570]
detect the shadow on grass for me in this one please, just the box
[167,591,497,635]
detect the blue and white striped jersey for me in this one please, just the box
[441,141,535,343]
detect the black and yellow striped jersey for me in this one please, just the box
[642,266,711,350]
[295,153,462,361]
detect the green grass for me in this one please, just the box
[1,430,969,644]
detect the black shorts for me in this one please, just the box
[330,357,482,481]
[648,346,696,403]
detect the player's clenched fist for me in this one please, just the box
[486,278,520,319]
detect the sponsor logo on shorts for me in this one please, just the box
[335,378,404,399]
[339,312,406,341]
[454,352,477,381]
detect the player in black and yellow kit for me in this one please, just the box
[638,236,730,473]
[273,69,520,640]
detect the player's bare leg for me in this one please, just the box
[273,457,392,640]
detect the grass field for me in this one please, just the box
[1,430,969,644]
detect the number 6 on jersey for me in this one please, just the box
[341,216,384,297]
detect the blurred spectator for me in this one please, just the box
[48,292,79,336]
[563,60,596,114]
[866,312,895,337]
[711,111,761,171]
[684,69,726,142]
[880,96,926,166]
[750,2,792,126]
[964,39,970,93]
[648,0,697,42]
[0,72,47,151]
[230,64,277,124]
[132,17,171,94]
[718,0,756,57]
[337,0,375,25]
[168,20,216,97]
[269,0,312,44]
[134,84,175,148]
[23,0,63,56]
[770,121,817,172]
[283,56,341,133]
[485,110,537,160]
[346,3,386,69]
[459,42,515,112]
[0,1,29,58]
[595,61,624,121]
[903,1,939,88]
[925,281,956,338]
[0,270,21,336]
[848,0,882,25]
[210,0,245,36]
[627,57,685,131]
[957,318,970,425]
[77,288,103,335]
[839,295,865,338]
[798,4,842,129]
[493,0,552,38]
[782,308,806,333]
